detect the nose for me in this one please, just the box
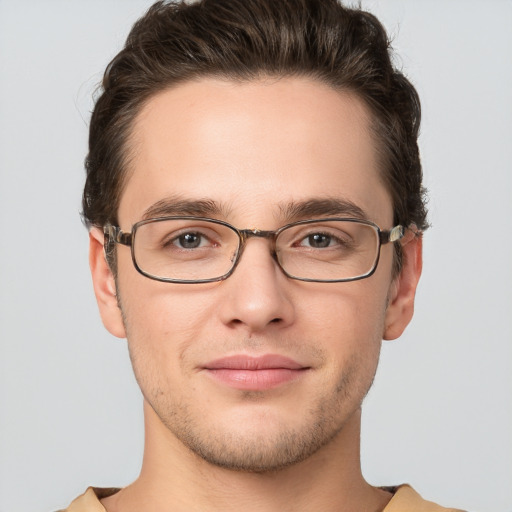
[217,238,295,333]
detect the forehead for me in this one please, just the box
[119,77,392,227]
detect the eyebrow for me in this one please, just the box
[278,197,368,222]
[141,195,368,224]
[141,195,231,220]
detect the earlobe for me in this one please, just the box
[89,227,127,339]
[383,234,423,341]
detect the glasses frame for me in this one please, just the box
[104,216,405,284]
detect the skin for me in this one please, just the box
[89,77,422,512]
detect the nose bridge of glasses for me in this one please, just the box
[239,228,276,241]
[236,229,279,264]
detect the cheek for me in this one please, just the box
[301,277,389,341]
[123,288,217,345]
[116,264,221,383]
[117,248,218,334]
[302,280,389,379]
[121,290,220,410]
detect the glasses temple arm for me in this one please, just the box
[104,224,133,246]
[380,225,421,245]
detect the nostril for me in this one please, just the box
[270,317,282,323]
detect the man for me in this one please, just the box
[62,0,463,510]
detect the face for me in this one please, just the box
[91,77,421,472]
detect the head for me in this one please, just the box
[87,0,425,473]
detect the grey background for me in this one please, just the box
[0,1,511,511]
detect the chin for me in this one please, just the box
[160,397,355,473]
[180,425,341,473]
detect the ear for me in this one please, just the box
[383,233,423,340]
[89,227,127,339]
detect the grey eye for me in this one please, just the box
[306,233,332,248]
[176,232,204,249]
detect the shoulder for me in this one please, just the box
[58,484,466,512]
[383,485,466,512]
[57,487,121,512]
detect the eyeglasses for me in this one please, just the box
[104,217,405,284]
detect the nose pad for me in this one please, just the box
[229,246,240,264]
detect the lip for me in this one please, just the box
[202,354,309,390]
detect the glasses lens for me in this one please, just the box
[276,220,379,281]
[133,219,240,281]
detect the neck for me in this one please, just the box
[102,401,391,512]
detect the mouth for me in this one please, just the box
[202,354,310,391]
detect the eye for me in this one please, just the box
[279,222,358,254]
[171,231,210,249]
[303,233,333,248]
[298,231,349,249]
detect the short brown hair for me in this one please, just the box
[83,0,428,243]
